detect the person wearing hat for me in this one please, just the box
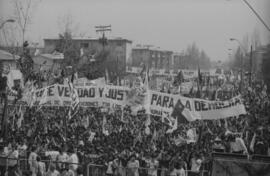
[212,136,225,153]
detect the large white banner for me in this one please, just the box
[20,84,129,109]
[12,84,246,120]
[148,90,246,120]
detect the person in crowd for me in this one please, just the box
[227,134,248,154]
[212,137,225,153]
[170,161,186,176]
[45,164,60,176]
[18,139,28,157]
[76,166,84,176]
[1,70,269,176]
[67,148,79,172]
[57,148,69,172]
[189,153,203,176]
[65,164,76,176]
[250,132,269,155]
[147,154,159,176]
[29,146,38,176]
[127,155,139,176]
[37,156,46,176]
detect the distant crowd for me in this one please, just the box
[0,71,270,176]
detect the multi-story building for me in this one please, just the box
[43,37,132,74]
[131,46,173,70]
[172,52,187,70]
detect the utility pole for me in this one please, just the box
[95,25,112,50]
[249,45,253,86]
[240,53,243,93]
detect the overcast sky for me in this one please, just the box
[0,0,270,61]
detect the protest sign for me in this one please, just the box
[148,90,246,120]
[19,84,130,108]
[14,83,246,120]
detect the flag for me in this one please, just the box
[23,81,36,107]
[133,130,142,146]
[189,85,194,95]
[17,106,24,129]
[151,128,157,142]
[39,88,48,105]
[171,99,188,124]
[166,116,177,133]
[29,83,37,107]
[174,135,187,146]
[82,115,89,129]
[162,112,171,125]
[88,131,96,142]
[197,67,202,98]
[105,68,110,84]
[68,108,72,120]
[102,115,109,136]
[145,115,151,135]
[140,63,146,78]
[143,67,151,114]
[67,77,80,110]
[186,128,197,144]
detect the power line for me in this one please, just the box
[242,0,270,32]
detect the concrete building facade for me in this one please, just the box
[43,37,132,74]
[131,46,173,70]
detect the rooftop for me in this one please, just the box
[0,49,19,61]
[36,51,64,60]
[132,46,173,53]
[44,36,132,43]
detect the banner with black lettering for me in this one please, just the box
[12,84,246,120]
[18,84,129,109]
[148,90,246,120]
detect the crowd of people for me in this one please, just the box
[0,71,270,176]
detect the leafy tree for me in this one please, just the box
[184,43,211,69]
[55,31,80,67]
[78,50,109,80]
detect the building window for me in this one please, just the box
[80,42,89,48]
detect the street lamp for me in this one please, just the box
[0,19,15,30]
[229,38,245,53]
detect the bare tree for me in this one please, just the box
[12,0,39,46]
[57,13,80,37]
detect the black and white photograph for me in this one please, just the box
[0,0,270,175]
